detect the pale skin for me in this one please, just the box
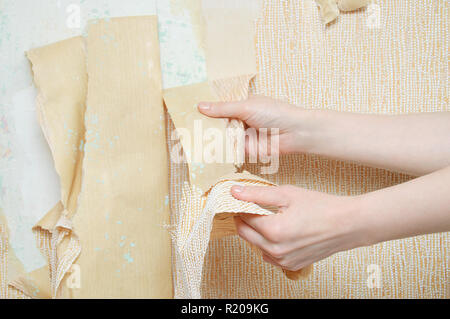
[197,96,450,271]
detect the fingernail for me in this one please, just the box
[232,185,244,193]
[198,104,210,110]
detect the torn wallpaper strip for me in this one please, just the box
[10,37,88,298]
[65,17,173,298]
[172,174,312,298]
[314,0,370,24]
[0,211,28,299]
[163,81,238,192]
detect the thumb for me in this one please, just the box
[198,101,248,120]
[230,185,289,208]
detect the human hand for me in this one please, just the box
[230,184,368,271]
[198,96,312,155]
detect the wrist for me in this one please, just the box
[350,193,389,247]
[337,195,379,249]
[291,108,334,155]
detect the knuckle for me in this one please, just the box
[279,260,291,269]
[262,221,284,243]
[278,184,295,195]
[276,185,294,205]
[241,102,249,113]
[235,224,247,239]
[236,225,244,237]
[284,264,299,272]
[238,186,252,199]
[267,244,287,259]
[239,103,251,118]
[214,102,228,114]
[266,230,282,243]
[244,186,258,197]
[278,185,291,191]
[208,102,219,110]
[290,265,302,271]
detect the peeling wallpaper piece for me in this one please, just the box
[26,37,86,216]
[0,211,29,299]
[173,175,273,298]
[337,0,370,12]
[201,0,261,80]
[314,0,371,24]
[65,16,173,298]
[163,82,235,192]
[210,74,257,168]
[9,201,66,298]
[12,37,88,298]
[163,74,256,193]
[172,173,312,298]
[315,0,340,24]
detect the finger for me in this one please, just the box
[234,216,272,249]
[238,213,275,236]
[197,101,247,119]
[245,127,259,158]
[231,185,288,207]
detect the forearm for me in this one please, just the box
[354,166,450,246]
[297,110,450,175]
